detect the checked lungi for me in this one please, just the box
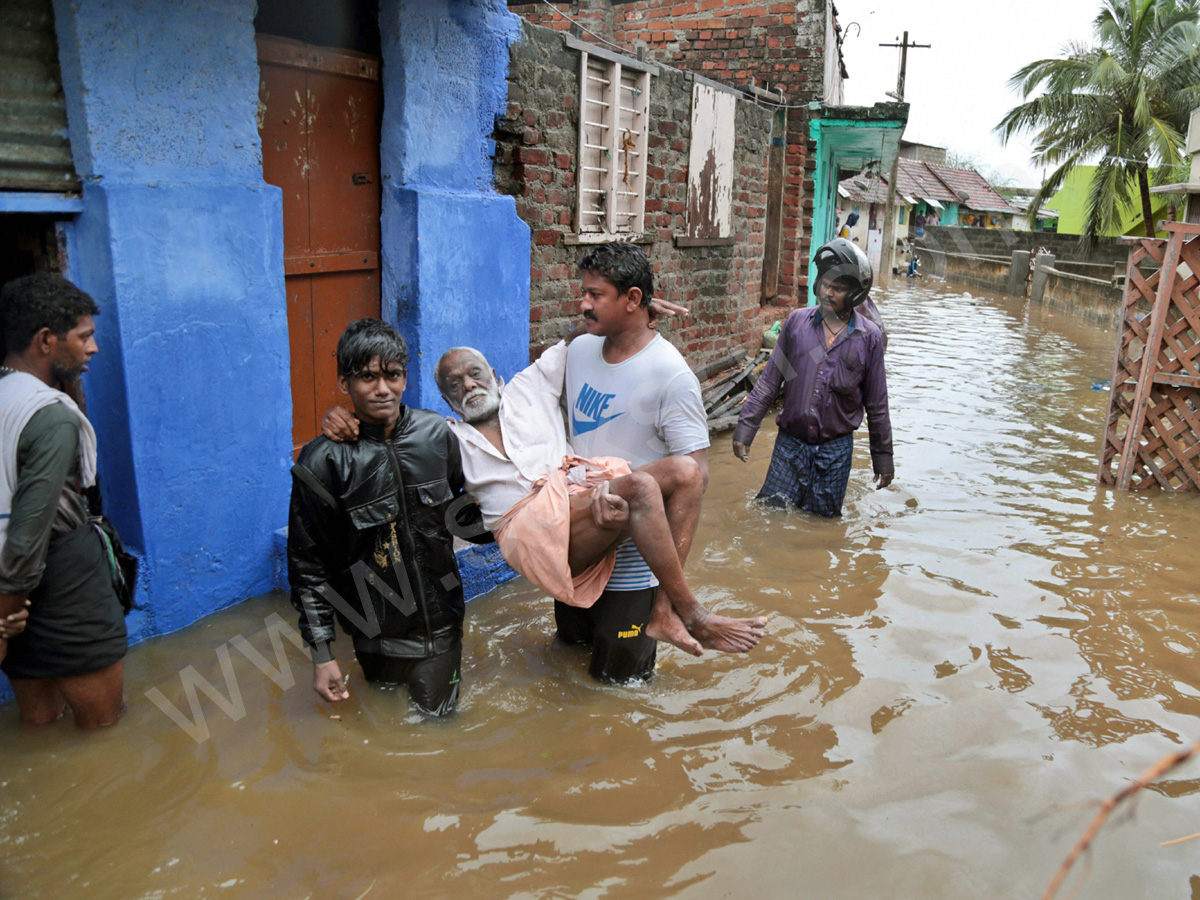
[756,431,854,518]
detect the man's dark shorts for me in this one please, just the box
[355,641,462,717]
[1,523,127,680]
[554,586,657,683]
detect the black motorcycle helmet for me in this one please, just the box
[812,237,873,309]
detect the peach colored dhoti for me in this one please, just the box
[492,454,632,608]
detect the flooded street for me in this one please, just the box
[4,281,1200,899]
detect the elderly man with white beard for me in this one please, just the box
[431,338,765,681]
[322,333,766,682]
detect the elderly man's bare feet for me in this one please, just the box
[686,610,767,653]
[646,603,703,656]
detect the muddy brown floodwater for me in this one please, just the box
[4,282,1200,900]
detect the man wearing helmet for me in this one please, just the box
[732,238,893,517]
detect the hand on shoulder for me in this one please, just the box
[321,406,359,442]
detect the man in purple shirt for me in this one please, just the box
[733,238,894,517]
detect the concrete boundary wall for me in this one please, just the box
[915,246,1122,322]
[1040,267,1122,324]
[918,225,1129,268]
[915,248,1010,297]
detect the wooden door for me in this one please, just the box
[257,35,381,454]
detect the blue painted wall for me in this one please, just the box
[50,0,292,638]
[379,0,531,411]
[0,0,529,705]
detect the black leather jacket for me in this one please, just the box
[287,406,482,663]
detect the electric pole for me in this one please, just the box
[878,31,928,286]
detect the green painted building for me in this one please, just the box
[1046,166,1171,237]
[808,102,908,298]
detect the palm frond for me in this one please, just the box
[1081,160,1130,248]
[996,0,1200,242]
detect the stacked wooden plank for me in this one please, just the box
[693,349,770,433]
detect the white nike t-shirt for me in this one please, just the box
[565,333,709,589]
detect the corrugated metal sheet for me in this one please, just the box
[0,0,79,192]
[838,172,890,204]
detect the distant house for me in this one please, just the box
[1004,192,1059,232]
[898,140,948,165]
[836,157,1015,268]
[923,163,1016,229]
[895,158,961,231]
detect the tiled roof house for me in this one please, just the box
[925,163,1016,216]
[838,158,1016,240]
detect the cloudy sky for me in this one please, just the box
[837,0,1106,187]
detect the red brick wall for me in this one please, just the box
[508,0,832,305]
[494,19,780,368]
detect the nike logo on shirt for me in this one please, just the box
[572,383,624,435]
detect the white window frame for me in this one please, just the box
[567,36,656,239]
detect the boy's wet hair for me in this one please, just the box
[0,273,100,358]
[579,242,653,308]
[336,318,409,377]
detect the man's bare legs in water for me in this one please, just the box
[567,456,763,654]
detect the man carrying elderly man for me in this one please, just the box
[324,242,765,684]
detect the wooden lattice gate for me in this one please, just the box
[1099,222,1200,490]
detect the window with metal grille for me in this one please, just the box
[575,49,651,237]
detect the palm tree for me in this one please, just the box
[996,0,1200,242]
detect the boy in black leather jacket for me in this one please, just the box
[287,319,479,716]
